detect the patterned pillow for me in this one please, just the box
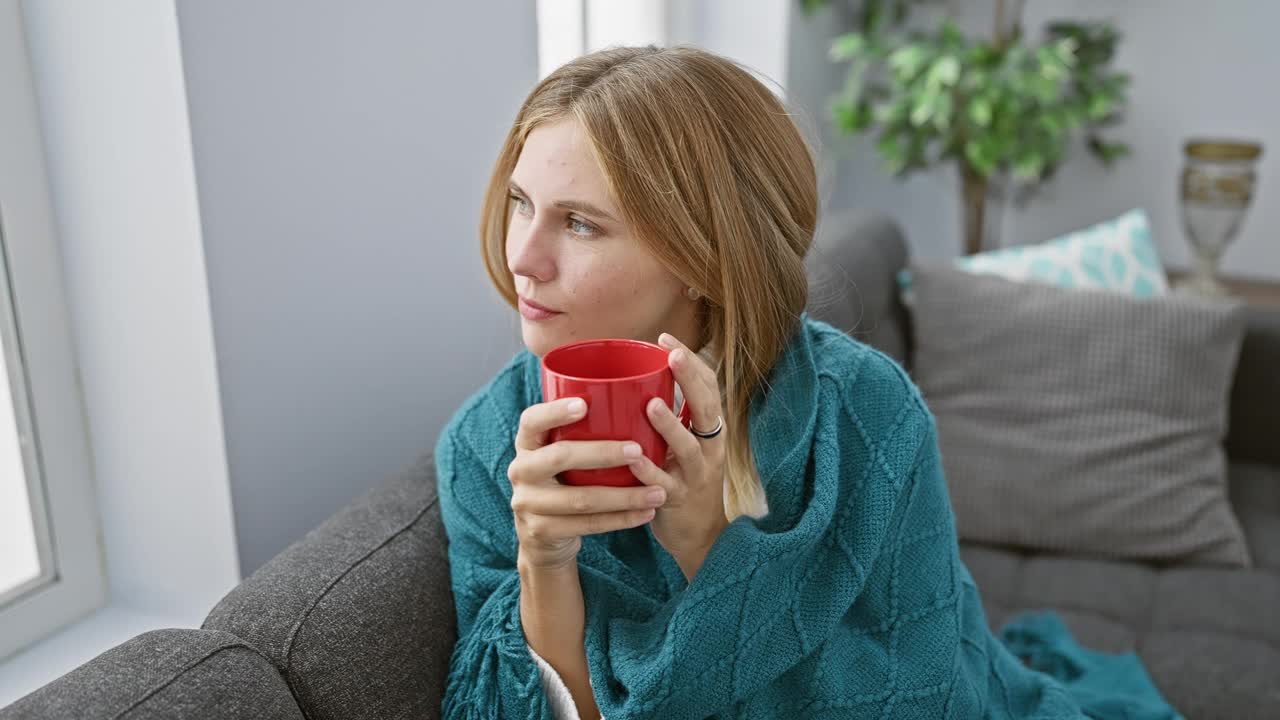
[898,208,1167,300]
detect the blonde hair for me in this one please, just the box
[480,46,817,523]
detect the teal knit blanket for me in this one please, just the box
[437,314,1175,718]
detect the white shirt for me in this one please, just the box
[528,644,598,720]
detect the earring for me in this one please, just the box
[685,286,701,301]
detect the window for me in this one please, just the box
[0,1,106,662]
[0,229,48,604]
[535,0,789,97]
[536,0,669,80]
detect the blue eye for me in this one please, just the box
[508,193,531,215]
[508,191,598,237]
[568,217,598,237]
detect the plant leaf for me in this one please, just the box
[940,18,964,49]
[1087,136,1131,167]
[799,0,830,15]
[928,55,961,88]
[964,140,996,176]
[968,97,993,127]
[889,44,930,81]
[830,33,867,62]
[1087,93,1114,120]
[909,89,940,127]
[1013,152,1045,180]
[931,93,954,132]
[878,133,907,174]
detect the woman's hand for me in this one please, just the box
[509,397,670,571]
[627,333,731,580]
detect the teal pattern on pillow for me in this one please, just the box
[898,209,1167,300]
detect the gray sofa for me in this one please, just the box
[3,211,1277,719]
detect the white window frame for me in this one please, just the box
[537,0,587,80]
[535,0,789,95]
[0,0,106,662]
[537,0,670,80]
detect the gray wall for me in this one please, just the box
[786,0,856,217]
[176,1,533,574]
[789,0,1280,279]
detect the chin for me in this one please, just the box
[520,323,560,359]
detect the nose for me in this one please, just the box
[507,217,557,283]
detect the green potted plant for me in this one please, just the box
[800,0,1131,254]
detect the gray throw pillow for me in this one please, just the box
[908,259,1251,566]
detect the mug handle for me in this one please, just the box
[674,383,693,428]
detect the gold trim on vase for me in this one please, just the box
[1184,140,1263,162]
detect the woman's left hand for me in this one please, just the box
[628,332,730,581]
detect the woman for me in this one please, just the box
[436,46,1082,719]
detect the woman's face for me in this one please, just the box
[506,118,698,358]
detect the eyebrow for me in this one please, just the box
[507,179,618,223]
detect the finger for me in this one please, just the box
[659,332,718,392]
[512,482,667,517]
[517,439,644,482]
[665,346,722,434]
[523,507,657,542]
[626,454,679,501]
[646,396,703,470]
[515,397,587,451]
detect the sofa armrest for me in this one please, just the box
[202,453,455,720]
[804,209,912,365]
[1226,305,1280,467]
[0,629,301,720]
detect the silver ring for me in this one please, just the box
[690,414,723,439]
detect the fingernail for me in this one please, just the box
[645,488,667,504]
[648,398,664,414]
[622,442,643,458]
[568,398,586,414]
[659,333,675,347]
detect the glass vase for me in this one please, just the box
[1177,140,1263,296]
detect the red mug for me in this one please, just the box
[541,338,692,487]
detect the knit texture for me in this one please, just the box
[1000,613,1181,720]
[436,314,1085,718]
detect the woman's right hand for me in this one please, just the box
[510,397,669,571]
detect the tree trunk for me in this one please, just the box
[960,164,988,255]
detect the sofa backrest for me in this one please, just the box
[201,453,454,720]
[805,210,913,367]
[803,209,1280,469]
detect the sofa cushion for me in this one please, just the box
[961,464,1280,719]
[0,629,301,720]
[967,549,1280,719]
[909,259,1250,566]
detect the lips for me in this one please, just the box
[520,297,560,313]
[518,296,563,321]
